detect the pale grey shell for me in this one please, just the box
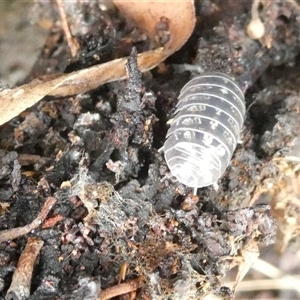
[163,72,245,189]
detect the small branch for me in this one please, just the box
[6,237,44,300]
[0,197,57,243]
[98,277,143,300]
[55,0,80,58]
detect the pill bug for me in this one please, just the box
[162,72,246,190]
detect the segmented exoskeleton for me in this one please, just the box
[162,72,246,190]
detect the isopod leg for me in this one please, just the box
[158,146,164,153]
[172,64,204,75]
[193,187,198,195]
[213,182,219,192]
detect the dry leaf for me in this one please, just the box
[113,0,196,55]
[0,0,195,125]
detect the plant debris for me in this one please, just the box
[6,237,44,300]
[0,197,56,243]
[1,0,300,299]
[0,0,195,125]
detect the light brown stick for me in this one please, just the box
[0,197,57,243]
[99,277,143,300]
[55,0,80,57]
[6,237,44,300]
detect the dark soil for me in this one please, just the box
[1,1,300,299]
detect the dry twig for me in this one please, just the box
[6,237,44,300]
[0,197,57,243]
[55,0,80,57]
[98,276,143,300]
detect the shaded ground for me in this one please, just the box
[1,1,300,299]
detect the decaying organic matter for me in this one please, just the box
[1,0,300,299]
[0,0,195,125]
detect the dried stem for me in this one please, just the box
[55,0,80,57]
[98,277,143,300]
[0,197,57,243]
[6,237,44,300]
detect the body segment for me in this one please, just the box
[163,72,246,189]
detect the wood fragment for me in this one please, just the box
[0,48,164,126]
[17,153,47,166]
[98,276,143,300]
[0,197,57,243]
[6,237,44,300]
[118,262,128,284]
[42,214,64,229]
[55,0,80,57]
